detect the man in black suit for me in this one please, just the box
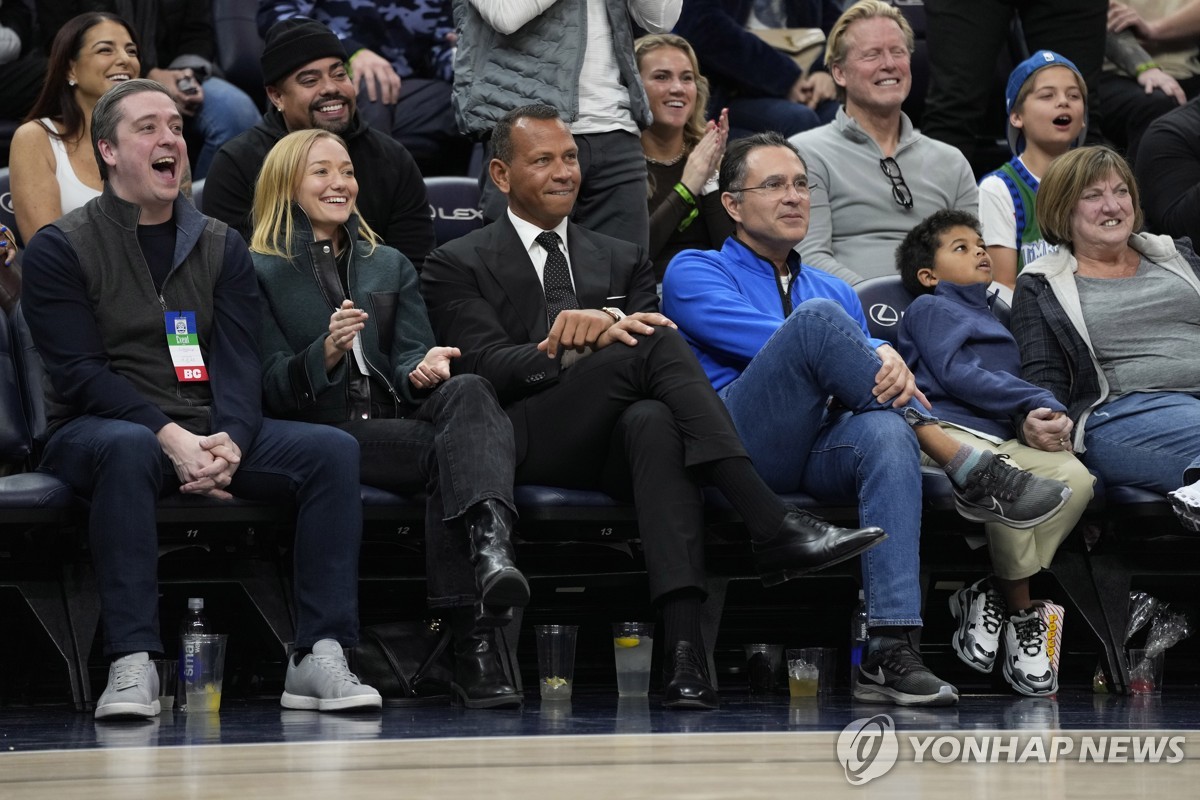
[421,104,885,709]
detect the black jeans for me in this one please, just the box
[508,328,747,601]
[337,374,516,608]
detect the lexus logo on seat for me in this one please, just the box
[869,303,900,327]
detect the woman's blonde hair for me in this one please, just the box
[634,33,710,151]
[250,128,381,259]
[1036,145,1142,248]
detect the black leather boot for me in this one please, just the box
[753,507,887,587]
[450,608,523,709]
[465,499,531,611]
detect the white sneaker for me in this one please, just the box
[1002,609,1058,697]
[1168,481,1200,532]
[281,639,382,712]
[949,578,1004,673]
[94,652,160,719]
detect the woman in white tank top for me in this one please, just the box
[10,13,140,244]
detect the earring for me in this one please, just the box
[68,79,76,87]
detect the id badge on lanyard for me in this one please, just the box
[164,311,208,382]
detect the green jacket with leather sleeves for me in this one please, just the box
[253,211,435,423]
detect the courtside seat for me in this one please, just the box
[0,303,79,707]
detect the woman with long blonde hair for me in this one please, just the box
[635,33,733,281]
[251,129,524,710]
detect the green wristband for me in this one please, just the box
[1136,61,1160,75]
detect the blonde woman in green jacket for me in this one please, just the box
[251,129,524,709]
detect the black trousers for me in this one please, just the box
[336,374,516,609]
[507,328,747,602]
[921,0,1108,164]
[1098,72,1200,163]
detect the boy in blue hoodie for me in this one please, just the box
[896,209,1094,697]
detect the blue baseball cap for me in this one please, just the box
[1005,50,1087,156]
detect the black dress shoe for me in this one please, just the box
[753,507,886,587]
[663,641,719,710]
[465,499,531,608]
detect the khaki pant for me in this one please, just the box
[923,425,1096,580]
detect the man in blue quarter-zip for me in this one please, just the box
[22,79,381,720]
[663,131,1072,708]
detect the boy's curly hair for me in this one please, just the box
[896,209,983,297]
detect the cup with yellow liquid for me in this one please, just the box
[181,633,228,712]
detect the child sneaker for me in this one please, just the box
[853,637,959,707]
[1168,481,1200,532]
[94,651,160,720]
[281,639,383,712]
[949,578,1005,673]
[1002,608,1058,697]
[953,452,1072,529]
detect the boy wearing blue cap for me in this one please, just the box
[979,51,1087,292]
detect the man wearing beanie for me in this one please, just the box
[203,17,435,270]
[257,0,472,176]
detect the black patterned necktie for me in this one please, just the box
[536,230,579,324]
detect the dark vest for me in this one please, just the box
[45,190,230,436]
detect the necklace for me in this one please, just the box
[645,146,686,167]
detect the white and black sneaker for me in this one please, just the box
[954,452,1072,529]
[1168,480,1200,532]
[1002,609,1057,697]
[853,637,959,707]
[949,578,1005,673]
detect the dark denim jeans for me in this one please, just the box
[337,374,516,609]
[40,416,363,656]
[719,299,929,627]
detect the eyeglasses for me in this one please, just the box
[879,157,913,210]
[732,177,810,198]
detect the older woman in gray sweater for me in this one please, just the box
[1011,145,1200,532]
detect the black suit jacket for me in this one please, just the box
[422,215,658,454]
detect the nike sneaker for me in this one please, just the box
[853,636,959,707]
[953,452,1072,529]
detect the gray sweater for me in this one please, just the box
[790,108,978,284]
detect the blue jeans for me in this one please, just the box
[719,299,927,627]
[192,77,260,179]
[1083,391,1200,492]
[39,416,363,656]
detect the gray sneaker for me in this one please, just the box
[853,637,959,707]
[94,652,160,720]
[281,639,382,712]
[954,452,1072,530]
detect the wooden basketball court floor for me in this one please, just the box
[2,691,1198,799]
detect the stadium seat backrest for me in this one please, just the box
[425,176,484,245]
[0,168,21,247]
[0,304,31,464]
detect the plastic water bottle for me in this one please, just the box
[178,597,209,711]
[849,590,868,687]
